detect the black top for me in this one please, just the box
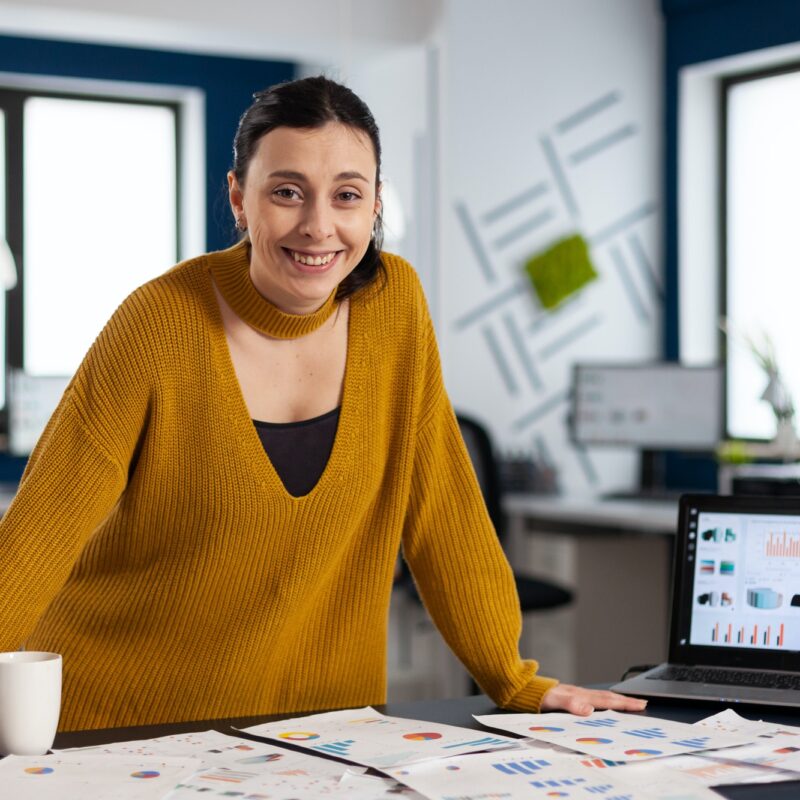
[253,407,340,497]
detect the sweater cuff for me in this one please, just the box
[501,671,560,712]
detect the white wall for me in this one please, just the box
[439,0,664,494]
[0,0,442,61]
[336,47,440,311]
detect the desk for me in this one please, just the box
[52,695,800,799]
[503,495,678,686]
[504,494,678,536]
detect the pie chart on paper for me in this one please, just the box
[403,732,443,741]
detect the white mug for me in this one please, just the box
[0,651,62,756]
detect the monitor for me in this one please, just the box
[7,369,71,456]
[570,362,723,450]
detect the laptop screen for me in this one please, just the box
[672,495,800,671]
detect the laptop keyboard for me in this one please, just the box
[647,666,800,690]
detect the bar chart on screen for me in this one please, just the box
[705,619,785,647]
[764,531,800,558]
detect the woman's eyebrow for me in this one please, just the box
[267,169,370,182]
[335,171,370,182]
[268,170,306,180]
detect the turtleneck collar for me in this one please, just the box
[209,241,338,339]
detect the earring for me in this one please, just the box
[236,217,247,232]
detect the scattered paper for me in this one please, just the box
[475,709,755,761]
[388,746,720,800]
[618,751,797,787]
[10,706,798,798]
[164,765,427,799]
[692,708,800,775]
[239,706,519,769]
[338,769,427,797]
[0,753,199,800]
[59,728,353,778]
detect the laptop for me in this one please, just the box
[612,493,800,707]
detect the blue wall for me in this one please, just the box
[662,0,800,359]
[661,0,800,490]
[0,34,295,253]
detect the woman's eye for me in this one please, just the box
[274,188,300,200]
[338,191,361,202]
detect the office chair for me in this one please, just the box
[395,412,574,684]
[453,412,574,612]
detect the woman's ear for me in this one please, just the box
[374,182,383,218]
[228,171,244,217]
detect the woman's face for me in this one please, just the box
[228,122,381,315]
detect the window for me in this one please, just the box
[722,64,800,441]
[1,87,180,382]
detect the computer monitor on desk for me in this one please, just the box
[570,363,723,497]
[7,369,71,456]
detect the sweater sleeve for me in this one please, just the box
[401,302,559,712]
[0,295,151,651]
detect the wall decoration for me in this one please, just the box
[450,84,661,494]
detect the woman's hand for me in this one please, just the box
[540,684,647,716]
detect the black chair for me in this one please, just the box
[397,411,573,626]
[454,412,574,612]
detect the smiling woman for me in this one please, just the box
[0,76,645,731]
[228,123,380,315]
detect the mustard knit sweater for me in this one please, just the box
[0,242,558,731]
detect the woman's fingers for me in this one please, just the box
[540,684,648,715]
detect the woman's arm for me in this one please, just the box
[400,293,645,713]
[0,295,152,651]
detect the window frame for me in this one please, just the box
[719,59,800,442]
[0,85,181,379]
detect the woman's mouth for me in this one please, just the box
[285,248,339,268]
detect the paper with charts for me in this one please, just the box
[518,733,797,787]
[238,706,519,768]
[164,767,426,799]
[692,708,800,774]
[0,753,199,800]
[475,710,755,761]
[58,728,354,778]
[387,746,722,800]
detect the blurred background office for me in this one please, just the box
[1,0,800,698]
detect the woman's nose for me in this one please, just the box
[299,199,334,240]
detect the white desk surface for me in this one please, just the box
[503,493,678,535]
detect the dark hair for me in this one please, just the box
[232,75,385,300]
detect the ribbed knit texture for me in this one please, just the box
[211,250,338,338]
[0,241,558,731]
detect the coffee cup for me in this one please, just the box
[0,651,62,756]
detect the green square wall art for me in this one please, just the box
[524,233,598,310]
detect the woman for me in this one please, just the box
[0,77,644,730]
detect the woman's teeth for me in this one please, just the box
[291,250,336,266]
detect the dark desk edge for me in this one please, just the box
[54,694,502,750]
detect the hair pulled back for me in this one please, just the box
[232,76,385,300]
